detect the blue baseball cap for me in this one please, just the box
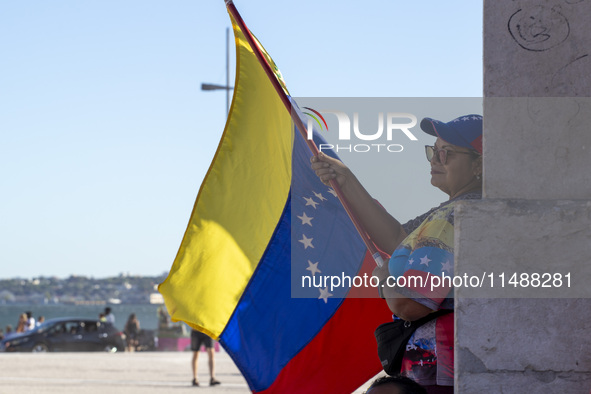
[420,114,483,154]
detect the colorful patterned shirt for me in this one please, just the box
[388,191,481,386]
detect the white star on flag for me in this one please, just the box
[306,260,321,276]
[462,116,470,121]
[298,234,314,249]
[472,116,480,120]
[297,212,313,226]
[441,260,452,273]
[419,255,431,266]
[327,188,338,197]
[303,196,319,209]
[313,191,327,201]
[408,258,414,265]
[318,287,333,303]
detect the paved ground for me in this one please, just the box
[0,350,379,393]
[0,350,247,394]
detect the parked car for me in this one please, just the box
[135,329,158,351]
[0,317,126,353]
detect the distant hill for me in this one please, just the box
[0,274,168,305]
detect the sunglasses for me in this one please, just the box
[425,145,478,165]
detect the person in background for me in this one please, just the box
[99,313,107,322]
[15,313,27,333]
[158,306,170,329]
[25,311,35,331]
[190,329,221,387]
[36,316,45,326]
[4,325,14,339]
[124,313,140,352]
[104,307,115,324]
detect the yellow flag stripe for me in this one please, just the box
[158,14,293,339]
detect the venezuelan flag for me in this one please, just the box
[159,9,392,393]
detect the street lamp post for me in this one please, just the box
[201,27,234,115]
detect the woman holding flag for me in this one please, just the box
[311,114,483,393]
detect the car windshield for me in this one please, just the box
[34,321,54,334]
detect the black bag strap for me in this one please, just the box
[374,309,454,375]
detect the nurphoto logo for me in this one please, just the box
[304,108,419,153]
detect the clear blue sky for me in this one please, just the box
[0,0,483,279]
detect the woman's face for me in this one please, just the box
[429,138,482,199]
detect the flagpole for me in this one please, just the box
[225,0,385,268]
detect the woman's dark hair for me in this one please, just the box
[367,375,427,394]
[470,149,482,160]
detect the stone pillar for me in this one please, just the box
[455,0,591,392]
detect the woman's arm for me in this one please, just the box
[311,153,406,254]
[312,153,433,320]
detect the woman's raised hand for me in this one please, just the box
[310,152,350,188]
